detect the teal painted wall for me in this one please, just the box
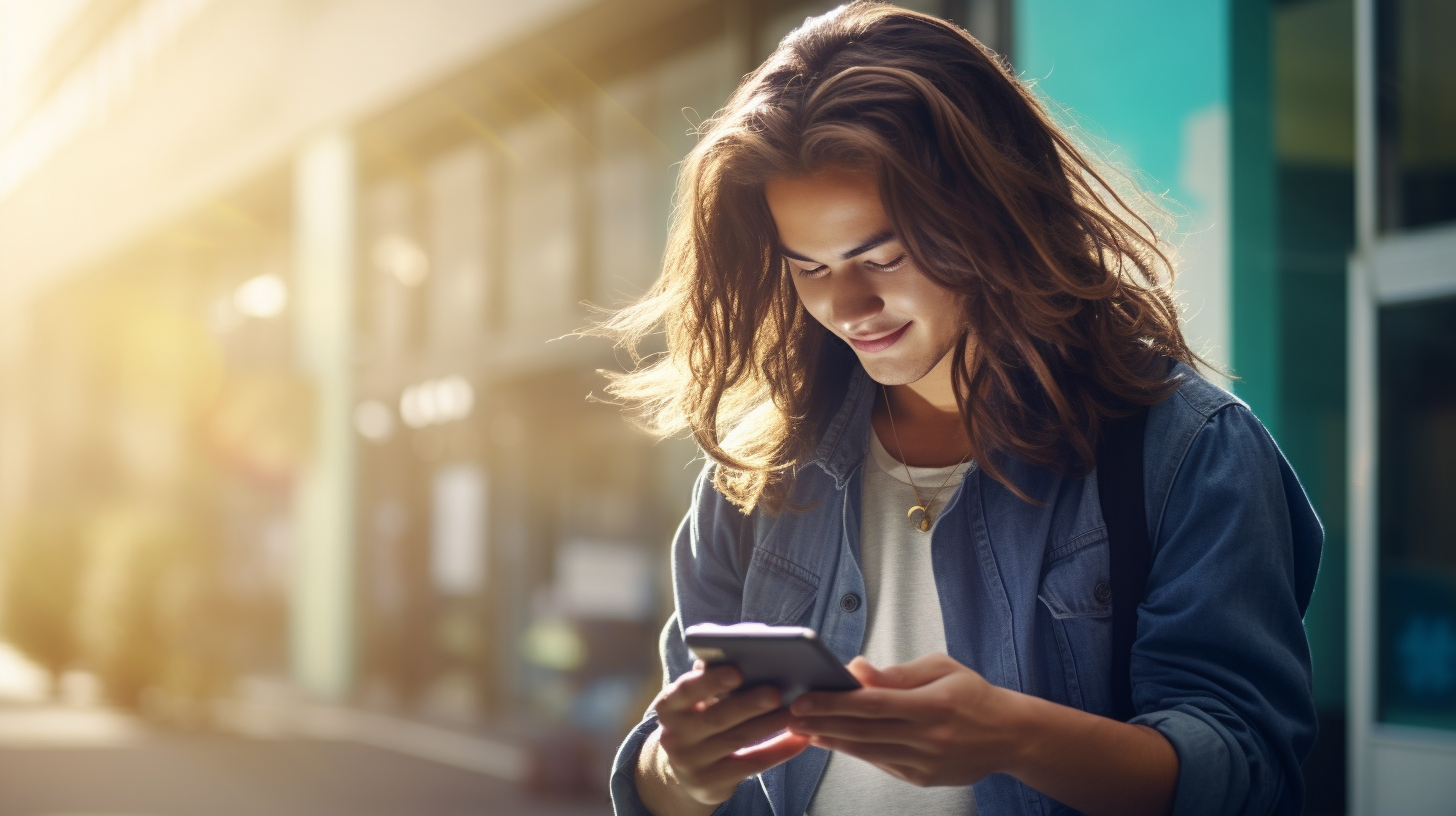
[1016,2,1350,798]
[1016,0,1291,465]
[1273,0,1354,731]
[1230,0,1281,439]
[1015,0,1237,406]
[1015,0,1227,206]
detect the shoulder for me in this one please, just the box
[686,460,746,543]
[1158,361,1245,424]
[1144,361,1256,486]
[1143,362,1322,598]
[1142,362,1302,539]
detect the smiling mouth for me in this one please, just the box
[847,323,911,353]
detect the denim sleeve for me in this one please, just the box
[1130,404,1321,816]
[607,466,774,816]
[610,710,664,816]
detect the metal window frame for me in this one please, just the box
[1350,1,1456,813]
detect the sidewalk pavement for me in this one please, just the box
[214,677,531,782]
[0,644,611,816]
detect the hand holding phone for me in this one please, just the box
[639,641,812,812]
[684,622,860,705]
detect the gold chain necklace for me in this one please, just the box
[882,386,972,532]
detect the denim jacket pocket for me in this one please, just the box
[741,547,819,627]
[1037,530,1113,619]
[1037,530,1114,714]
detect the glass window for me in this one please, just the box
[593,73,667,302]
[1377,0,1456,231]
[502,114,578,337]
[1377,296,1456,730]
[425,144,490,350]
[364,179,428,356]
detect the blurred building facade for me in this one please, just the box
[0,0,1451,812]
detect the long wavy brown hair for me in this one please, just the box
[600,1,1196,513]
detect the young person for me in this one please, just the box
[601,4,1321,815]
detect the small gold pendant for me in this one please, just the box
[907,505,932,532]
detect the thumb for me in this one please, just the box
[845,656,888,686]
[861,653,962,689]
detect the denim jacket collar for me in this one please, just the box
[808,364,878,489]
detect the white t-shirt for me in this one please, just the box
[804,429,978,816]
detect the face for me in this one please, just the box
[765,167,964,389]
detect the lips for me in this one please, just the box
[847,323,910,353]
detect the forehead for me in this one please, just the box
[764,168,891,254]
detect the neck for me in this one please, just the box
[872,349,972,468]
[886,346,960,420]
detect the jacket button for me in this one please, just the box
[1094,581,1113,603]
[840,593,861,613]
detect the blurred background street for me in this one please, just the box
[0,722,605,816]
[0,0,1451,814]
[0,644,608,815]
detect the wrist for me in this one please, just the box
[636,724,664,781]
[635,726,719,816]
[988,685,1047,779]
[635,727,680,813]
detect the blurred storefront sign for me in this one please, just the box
[553,540,654,622]
[401,377,476,429]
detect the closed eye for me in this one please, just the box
[866,254,908,272]
[788,253,907,278]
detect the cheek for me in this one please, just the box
[933,291,965,325]
[893,279,958,323]
[791,279,833,327]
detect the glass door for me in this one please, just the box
[1350,226,1456,816]
[1376,295,1456,732]
[1351,2,1456,812]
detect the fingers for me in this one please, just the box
[725,729,811,772]
[659,683,784,752]
[654,663,744,717]
[787,713,920,746]
[806,736,933,786]
[790,686,901,719]
[862,653,962,689]
[680,707,795,768]
[805,735,928,772]
[845,656,885,686]
[651,670,799,805]
[660,714,810,803]
[792,654,972,718]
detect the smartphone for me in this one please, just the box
[684,622,861,704]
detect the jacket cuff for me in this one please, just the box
[1130,705,1250,816]
[610,716,661,816]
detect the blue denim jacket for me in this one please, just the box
[611,362,1322,816]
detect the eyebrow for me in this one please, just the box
[779,230,897,265]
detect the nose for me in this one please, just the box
[827,267,883,334]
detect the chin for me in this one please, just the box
[856,355,936,387]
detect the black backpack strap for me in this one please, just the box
[736,506,755,583]
[1096,407,1151,722]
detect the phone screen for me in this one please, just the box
[685,623,860,703]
